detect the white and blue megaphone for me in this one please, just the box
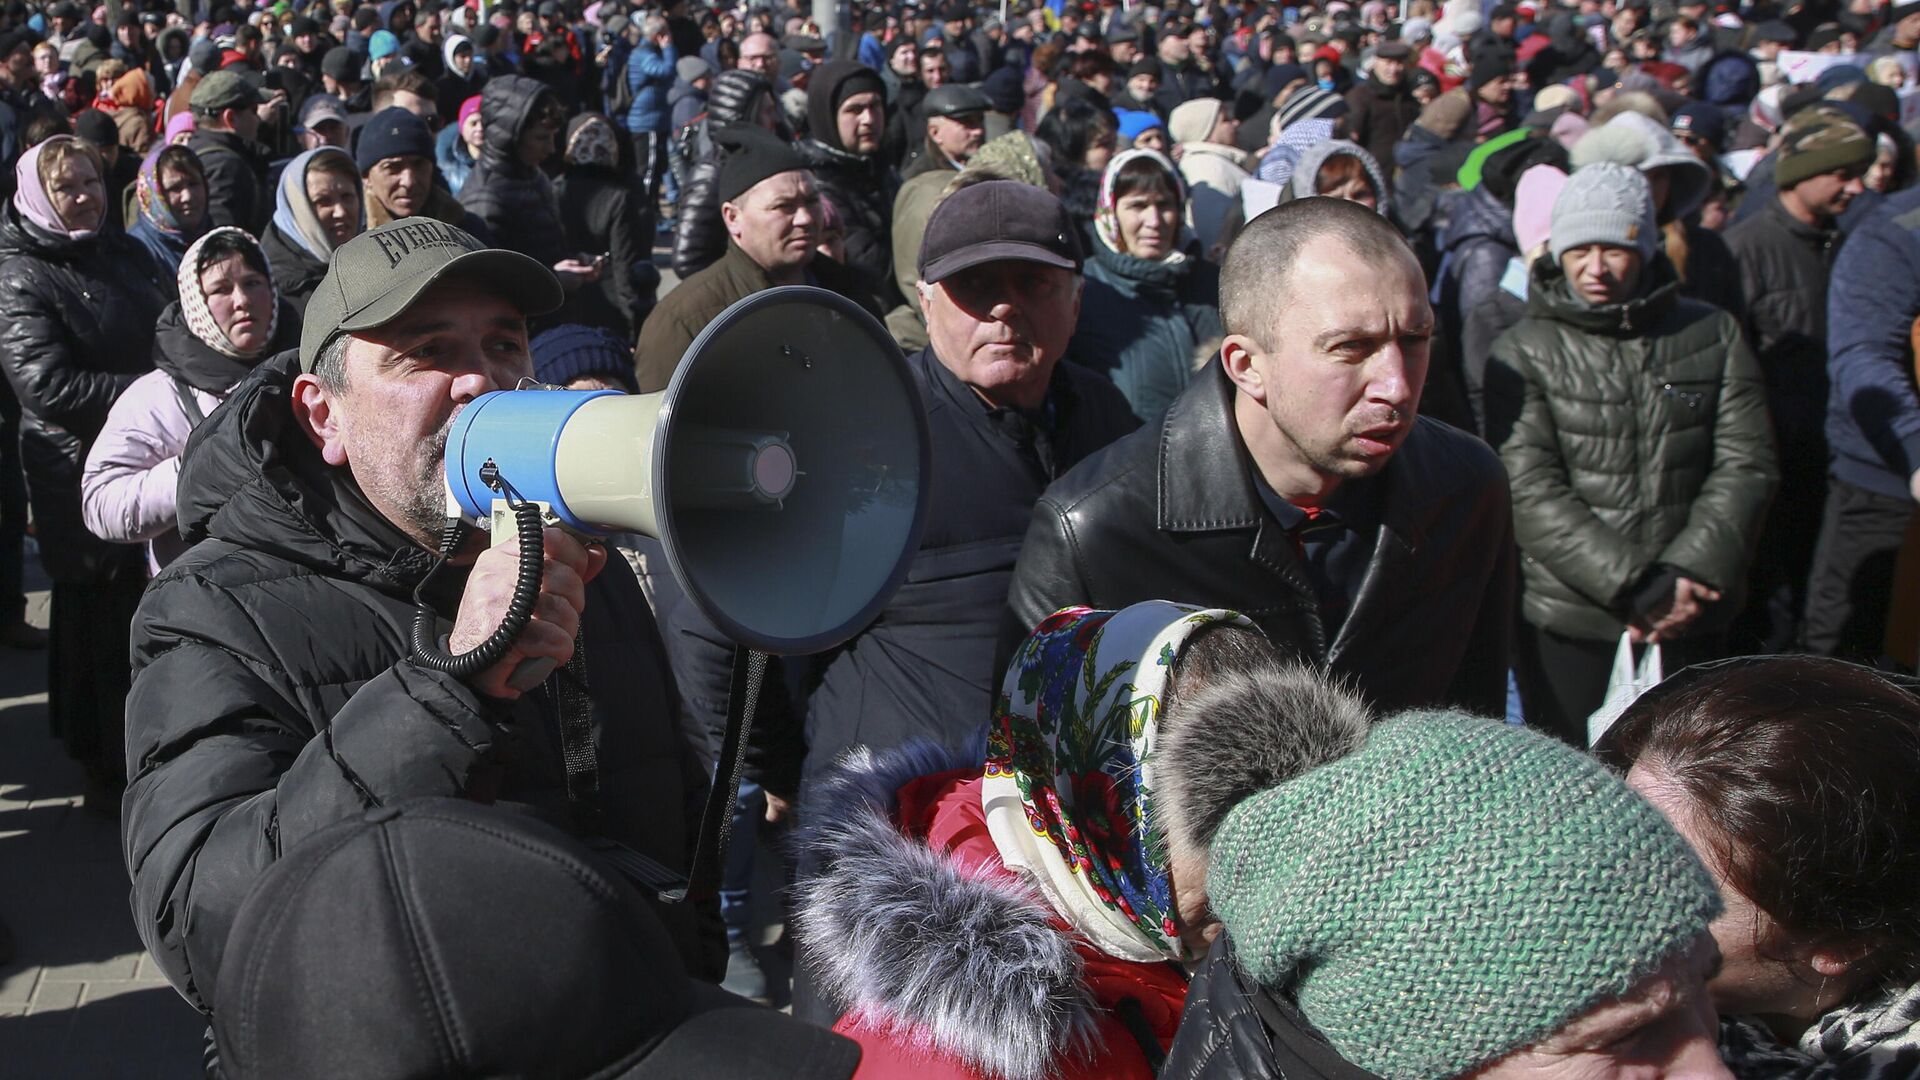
[438,286,931,656]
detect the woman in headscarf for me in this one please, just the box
[435,34,487,116]
[556,112,653,339]
[261,146,363,313]
[0,136,168,810]
[128,143,209,282]
[795,602,1306,1080]
[1070,148,1222,424]
[83,227,300,573]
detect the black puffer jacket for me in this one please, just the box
[1162,936,1387,1080]
[122,354,721,1013]
[1004,360,1516,717]
[670,71,774,279]
[799,135,898,306]
[1484,256,1778,640]
[260,221,328,316]
[458,75,569,267]
[0,204,168,582]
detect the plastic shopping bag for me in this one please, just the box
[1587,633,1663,747]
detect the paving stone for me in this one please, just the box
[39,956,140,983]
[27,980,82,1014]
[0,966,38,1005]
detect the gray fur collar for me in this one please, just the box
[793,739,1102,1080]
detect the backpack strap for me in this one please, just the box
[171,375,207,429]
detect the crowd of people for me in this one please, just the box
[0,0,1919,1074]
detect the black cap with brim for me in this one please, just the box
[299,219,564,371]
[922,239,1079,283]
[918,179,1083,282]
[613,983,861,1079]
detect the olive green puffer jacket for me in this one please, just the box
[1485,256,1778,641]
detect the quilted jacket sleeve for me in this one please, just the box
[669,153,724,279]
[121,571,509,1014]
[0,264,138,438]
[1485,332,1646,610]
[80,371,197,543]
[1655,318,1779,588]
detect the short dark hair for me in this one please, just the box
[1219,196,1413,344]
[372,68,437,110]
[1598,657,1920,983]
[1065,48,1120,82]
[1033,98,1117,171]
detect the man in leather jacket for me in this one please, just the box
[1004,196,1514,716]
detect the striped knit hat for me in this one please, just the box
[1275,85,1349,131]
[1208,710,1721,1080]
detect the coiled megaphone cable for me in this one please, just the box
[409,463,547,680]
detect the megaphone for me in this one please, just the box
[440,286,931,656]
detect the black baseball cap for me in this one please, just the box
[299,219,563,370]
[213,799,861,1080]
[918,179,1082,282]
[1375,40,1412,59]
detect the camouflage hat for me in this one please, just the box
[1775,106,1874,189]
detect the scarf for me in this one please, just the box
[177,227,279,361]
[13,137,99,239]
[1093,147,1191,261]
[272,146,359,260]
[984,602,1257,965]
[135,144,185,235]
[1257,117,1335,185]
[107,67,155,112]
[1720,981,1920,1080]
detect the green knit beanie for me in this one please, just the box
[1208,711,1721,1080]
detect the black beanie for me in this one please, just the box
[806,59,884,152]
[715,124,809,203]
[356,106,436,172]
[73,108,117,150]
[1469,49,1513,94]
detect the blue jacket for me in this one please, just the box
[1827,186,1920,500]
[624,42,677,134]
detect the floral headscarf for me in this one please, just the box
[984,601,1258,964]
[135,144,198,235]
[565,114,619,168]
[1093,147,1190,261]
[177,227,279,361]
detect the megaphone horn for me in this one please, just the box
[442,286,932,657]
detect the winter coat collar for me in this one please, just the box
[1719,979,1920,1079]
[1761,191,1841,247]
[153,297,303,396]
[1088,239,1192,297]
[1526,252,1681,337]
[795,740,1106,1080]
[174,351,453,606]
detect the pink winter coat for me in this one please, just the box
[81,367,221,574]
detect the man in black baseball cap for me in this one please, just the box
[122,218,728,1021]
[213,799,858,1079]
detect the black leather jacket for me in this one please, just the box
[1003,360,1516,716]
[1162,937,1386,1080]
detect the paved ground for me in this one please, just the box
[0,564,205,1078]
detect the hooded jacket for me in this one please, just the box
[0,200,169,582]
[799,60,898,304]
[458,75,569,268]
[80,298,301,570]
[121,353,720,1014]
[434,34,487,117]
[1484,256,1778,640]
[556,120,653,339]
[795,741,1187,1080]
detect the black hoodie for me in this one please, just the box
[798,60,898,304]
[457,74,568,268]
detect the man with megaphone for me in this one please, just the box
[120,219,726,1024]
